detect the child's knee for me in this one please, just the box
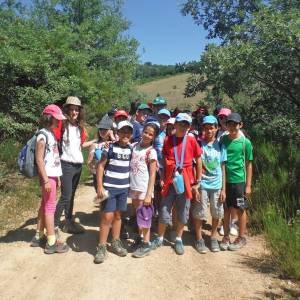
[114,211,122,220]
[101,212,114,225]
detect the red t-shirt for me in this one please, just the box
[162,134,202,199]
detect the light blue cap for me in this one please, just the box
[175,113,192,124]
[158,108,171,117]
[202,115,218,125]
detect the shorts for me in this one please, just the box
[159,185,191,225]
[193,189,224,220]
[41,177,58,216]
[226,182,248,210]
[101,187,128,213]
[129,189,147,201]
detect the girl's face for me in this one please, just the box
[99,128,110,140]
[142,126,155,145]
[219,115,227,130]
[68,105,80,123]
[118,127,132,145]
[166,124,175,136]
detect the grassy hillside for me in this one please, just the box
[136,73,206,109]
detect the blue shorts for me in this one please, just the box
[101,187,128,213]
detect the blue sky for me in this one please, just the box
[122,0,209,65]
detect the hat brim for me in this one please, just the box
[63,102,82,107]
[117,125,133,131]
[53,113,67,120]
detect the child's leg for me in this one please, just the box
[99,212,114,244]
[223,207,231,237]
[112,210,122,240]
[157,190,174,237]
[142,227,150,243]
[132,198,144,236]
[175,191,191,239]
[237,208,247,237]
[210,189,224,238]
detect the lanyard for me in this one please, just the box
[173,134,187,171]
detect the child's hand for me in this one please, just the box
[219,189,226,203]
[57,178,61,188]
[44,182,51,193]
[160,179,164,187]
[97,186,105,199]
[245,185,251,198]
[144,195,152,206]
[192,186,201,202]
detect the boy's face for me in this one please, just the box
[166,124,176,136]
[136,109,150,123]
[158,114,169,130]
[115,115,127,124]
[203,124,218,140]
[227,121,242,135]
[117,127,133,144]
[174,121,190,137]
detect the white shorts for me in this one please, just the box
[129,189,147,200]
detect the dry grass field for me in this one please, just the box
[136,73,206,109]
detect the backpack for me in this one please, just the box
[18,130,49,178]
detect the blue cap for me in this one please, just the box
[202,115,218,125]
[175,113,192,124]
[158,109,171,117]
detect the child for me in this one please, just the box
[151,113,202,255]
[31,104,69,254]
[166,117,176,137]
[87,117,113,192]
[94,120,133,264]
[220,113,253,251]
[129,122,159,258]
[193,116,226,253]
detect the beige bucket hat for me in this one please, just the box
[64,96,82,107]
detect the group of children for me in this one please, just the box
[32,96,253,265]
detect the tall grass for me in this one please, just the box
[250,140,300,279]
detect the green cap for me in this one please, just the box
[153,96,167,106]
[137,103,152,111]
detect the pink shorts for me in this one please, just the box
[41,177,58,215]
[129,189,147,201]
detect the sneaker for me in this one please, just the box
[210,238,220,252]
[195,239,209,254]
[94,244,108,264]
[230,222,239,236]
[110,239,128,257]
[30,235,46,247]
[150,237,164,250]
[220,236,230,251]
[44,240,69,254]
[219,225,224,236]
[130,235,144,252]
[62,220,85,234]
[228,236,247,251]
[132,243,151,258]
[174,239,184,255]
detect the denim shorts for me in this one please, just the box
[193,189,224,220]
[159,185,191,225]
[101,187,128,213]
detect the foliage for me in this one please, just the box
[0,0,138,141]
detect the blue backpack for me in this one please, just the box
[18,130,49,178]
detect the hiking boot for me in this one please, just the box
[130,235,144,252]
[211,238,220,252]
[228,236,247,251]
[150,237,163,250]
[220,236,230,251]
[30,235,46,247]
[44,241,69,254]
[132,243,151,258]
[94,244,108,264]
[174,239,184,255]
[110,239,127,257]
[195,239,209,254]
[62,219,85,234]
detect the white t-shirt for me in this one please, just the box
[36,129,62,177]
[60,124,84,164]
[130,143,157,193]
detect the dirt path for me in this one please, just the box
[0,184,298,300]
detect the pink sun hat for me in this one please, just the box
[218,108,232,117]
[43,104,66,120]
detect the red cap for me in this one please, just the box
[114,110,128,119]
[43,104,66,120]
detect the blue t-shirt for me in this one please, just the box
[154,130,166,168]
[200,140,227,190]
[132,121,144,143]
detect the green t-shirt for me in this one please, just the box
[222,135,253,183]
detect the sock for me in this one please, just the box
[35,231,40,240]
[175,237,182,242]
[47,235,56,246]
[158,236,163,242]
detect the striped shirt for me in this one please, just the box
[103,142,132,189]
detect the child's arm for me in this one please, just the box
[144,160,157,206]
[96,155,108,198]
[35,139,51,192]
[87,143,96,166]
[82,139,98,149]
[192,156,202,201]
[219,162,226,203]
[245,160,253,198]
